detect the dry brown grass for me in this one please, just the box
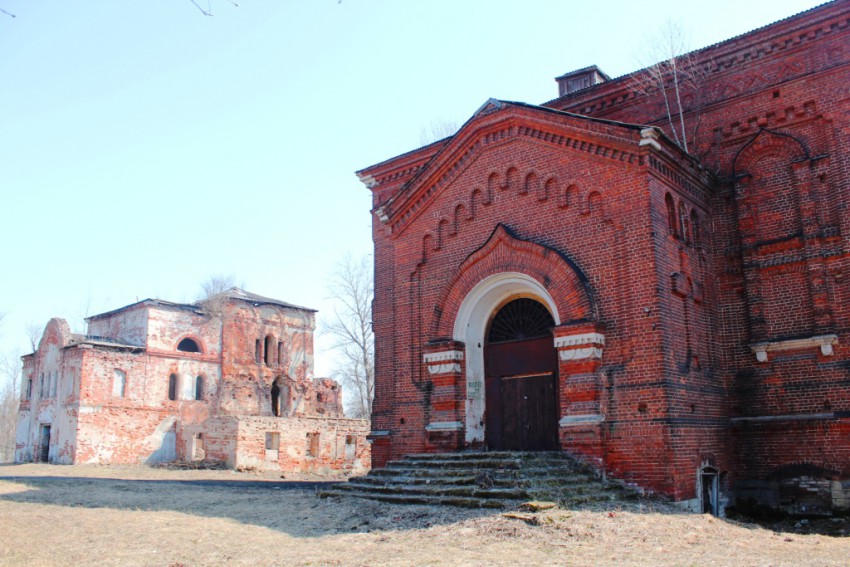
[0,463,847,566]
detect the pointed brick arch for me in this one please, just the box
[733,128,810,178]
[430,224,596,339]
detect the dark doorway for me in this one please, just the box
[700,468,719,515]
[39,425,51,463]
[271,382,281,416]
[484,298,558,451]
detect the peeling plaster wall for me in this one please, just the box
[87,305,148,346]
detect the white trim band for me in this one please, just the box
[423,350,464,363]
[559,347,603,361]
[554,333,605,348]
[750,334,837,362]
[559,414,605,427]
[427,363,462,375]
[425,421,463,431]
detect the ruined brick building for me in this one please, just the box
[15,288,369,475]
[358,1,850,514]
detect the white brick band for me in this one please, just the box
[559,347,603,361]
[423,350,464,363]
[554,333,605,349]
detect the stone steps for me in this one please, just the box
[319,451,632,509]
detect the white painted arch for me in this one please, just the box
[452,272,560,444]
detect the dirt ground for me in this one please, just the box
[0,464,847,566]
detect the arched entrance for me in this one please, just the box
[484,298,558,450]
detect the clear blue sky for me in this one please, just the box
[0,0,825,386]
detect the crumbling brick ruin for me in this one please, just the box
[359,1,850,515]
[15,288,369,475]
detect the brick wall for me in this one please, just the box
[359,1,850,511]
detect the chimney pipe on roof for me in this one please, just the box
[555,65,610,97]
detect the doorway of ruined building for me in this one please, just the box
[38,425,51,463]
[191,433,205,461]
[271,378,289,417]
[484,297,558,451]
[700,467,720,516]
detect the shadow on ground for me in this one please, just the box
[0,471,494,537]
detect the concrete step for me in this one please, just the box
[354,473,594,488]
[372,466,589,479]
[319,450,620,509]
[334,481,531,500]
[318,488,516,509]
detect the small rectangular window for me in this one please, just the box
[265,432,280,451]
[255,339,261,363]
[345,435,356,460]
[113,369,127,398]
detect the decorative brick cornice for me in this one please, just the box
[381,104,645,236]
[545,4,850,118]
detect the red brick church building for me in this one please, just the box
[357,1,849,514]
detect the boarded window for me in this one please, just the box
[691,210,701,245]
[168,374,177,401]
[306,432,320,458]
[679,202,690,243]
[112,369,126,398]
[177,338,201,353]
[665,193,677,236]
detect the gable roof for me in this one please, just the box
[366,98,669,235]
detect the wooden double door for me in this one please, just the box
[484,299,559,451]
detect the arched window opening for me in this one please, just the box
[113,369,126,398]
[487,298,555,344]
[665,193,677,237]
[264,335,274,366]
[177,338,201,353]
[168,374,177,401]
[194,376,204,401]
[679,202,690,243]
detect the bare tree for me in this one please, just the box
[189,0,239,16]
[633,21,706,154]
[324,255,374,419]
[24,321,42,352]
[0,350,21,463]
[196,274,237,319]
[419,119,459,146]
